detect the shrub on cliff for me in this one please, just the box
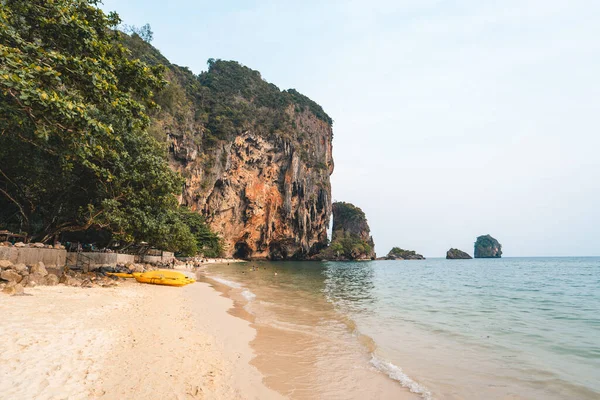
[0,0,196,253]
[318,231,372,260]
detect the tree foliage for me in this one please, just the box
[121,23,154,43]
[0,0,200,253]
[178,210,223,257]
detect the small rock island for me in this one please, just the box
[446,248,472,259]
[384,247,425,260]
[474,235,502,258]
[314,202,376,260]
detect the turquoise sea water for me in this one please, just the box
[207,257,600,399]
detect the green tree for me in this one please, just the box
[179,210,223,257]
[0,0,194,253]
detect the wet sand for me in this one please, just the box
[200,267,420,400]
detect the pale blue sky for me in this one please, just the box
[102,0,600,256]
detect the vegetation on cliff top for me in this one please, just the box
[118,34,333,152]
[0,0,220,255]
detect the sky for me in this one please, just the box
[102,0,600,257]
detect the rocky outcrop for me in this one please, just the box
[384,248,425,260]
[315,202,376,260]
[474,235,502,258]
[0,259,125,294]
[120,34,336,260]
[446,248,472,259]
[168,113,333,260]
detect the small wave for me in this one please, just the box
[212,277,242,288]
[241,289,256,301]
[370,355,432,400]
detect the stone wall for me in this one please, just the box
[139,252,175,264]
[65,252,136,268]
[0,247,67,267]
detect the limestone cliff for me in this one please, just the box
[474,235,502,258]
[121,35,333,259]
[316,202,376,260]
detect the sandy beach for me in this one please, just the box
[0,280,281,400]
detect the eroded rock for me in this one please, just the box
[446,248,472,259]
[1,270,22,283]
[30,262,48,277]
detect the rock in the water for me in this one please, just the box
[315,202,376,260]
[474,235,502,258]
[446,248,472,259]
[30,262,48,277]
[1,269,22,283]
[385,247,425,260]
[46,274,59,286]
[0,260,13,270]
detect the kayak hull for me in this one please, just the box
[105,272,135,279]
[133,270,195,287]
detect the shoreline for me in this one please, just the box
[0,279,281,399]
[200,264,421,400]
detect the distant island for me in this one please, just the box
[381,247,425,260]
[446,248,472,259]
[474,235,502,258]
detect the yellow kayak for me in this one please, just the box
[134,270,195,287]
[106,272,135,279]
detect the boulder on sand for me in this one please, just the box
[30,262,48,277]
[1,269,22,283]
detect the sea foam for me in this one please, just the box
[212,277,242,288]
[370,355,433,400]
[241,289,256,301]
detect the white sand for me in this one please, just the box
[0,281,282,400]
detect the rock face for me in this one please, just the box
[122,36,334,260]
[186,125,334,260]
[474,235,502,258]
[446,248,472,259]
[384,248,425,260]
[315,202,376,260]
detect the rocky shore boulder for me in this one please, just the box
[474,235,502,258]
[446,248,472,259]
[384,247,425,260]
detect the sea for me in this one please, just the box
[202,257,600,400]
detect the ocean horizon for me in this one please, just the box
[204,256,600,399]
